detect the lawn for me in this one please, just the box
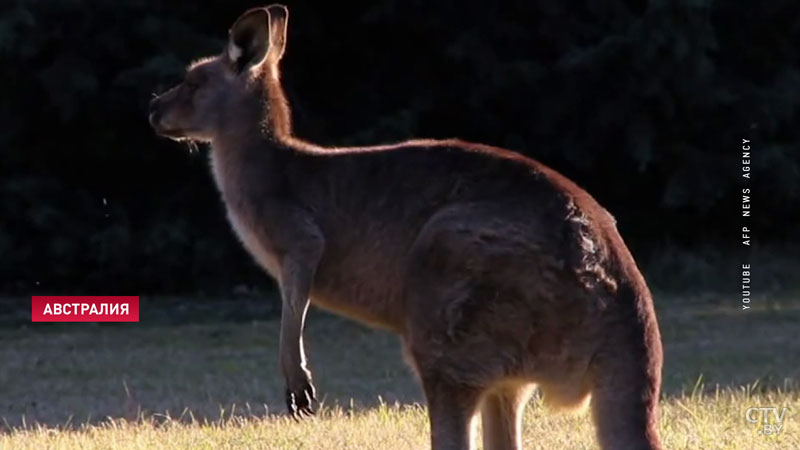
[1,292,798,449]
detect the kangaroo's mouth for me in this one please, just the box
[148,111,189,141]
[155,127,190,141]
[151,121,190,141]
[151,123,204,153]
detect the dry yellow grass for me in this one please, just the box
[1,293,798,448]
[2,390,798,449]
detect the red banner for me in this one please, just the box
[31,296,140,322]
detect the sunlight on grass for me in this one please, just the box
[2,388,798,450]
[1,294,799,448]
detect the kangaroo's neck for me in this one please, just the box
[263,66,292,138]
[214,66,292,145]
[210,66,298,195]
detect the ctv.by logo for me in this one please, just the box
[745,406,788,436]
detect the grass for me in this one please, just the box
[1,292,799,449]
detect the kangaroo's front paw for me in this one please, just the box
[285,379,316,419]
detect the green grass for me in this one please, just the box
[1,293,799,449]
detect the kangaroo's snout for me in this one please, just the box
[147,87,192,141]
[148,97,162,130]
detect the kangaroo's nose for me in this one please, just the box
[148,97,161,128]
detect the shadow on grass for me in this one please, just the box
[0,301,422,431]
[1,292,798,430]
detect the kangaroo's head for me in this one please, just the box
[149,5,289,143]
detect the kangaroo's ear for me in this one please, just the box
[227,5,289,73]
[227,8,271,73]
[264,4,289,64]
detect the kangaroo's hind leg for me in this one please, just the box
[481,383,534,450]
[402,202,550,450]
[418,372,483,450]
[589,309,663,450]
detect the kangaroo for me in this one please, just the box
[149,5,663,450]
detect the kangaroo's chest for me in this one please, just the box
[210,152,282,280]
[226,208,282,279]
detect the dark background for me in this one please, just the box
[1,0,798,296]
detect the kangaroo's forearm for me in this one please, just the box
[268,211,324,417]
[278,256,319,417]
[278,260,314,376]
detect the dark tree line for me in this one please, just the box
[1,0,798,294]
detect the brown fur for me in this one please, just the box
[149,5,664,449]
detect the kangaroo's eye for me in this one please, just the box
[185,80,201,93]
[183,70,207,94]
